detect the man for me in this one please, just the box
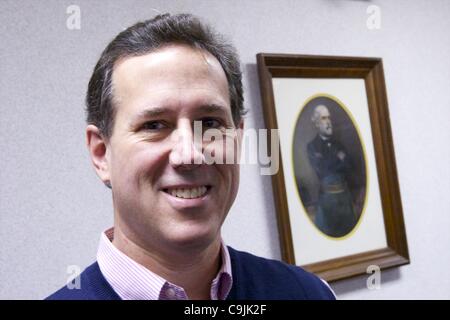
[307,105,357,237]
[47,13,335,300]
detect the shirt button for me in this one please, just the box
[166,287,176,299]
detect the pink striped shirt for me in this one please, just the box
[97,228,233,300]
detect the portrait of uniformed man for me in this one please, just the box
[293,96,366,238]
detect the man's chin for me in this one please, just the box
[167,231,218,251]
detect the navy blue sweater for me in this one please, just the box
[46,247,335,300]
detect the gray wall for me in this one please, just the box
[1,0,449,299]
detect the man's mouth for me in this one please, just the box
[163,186,211,199]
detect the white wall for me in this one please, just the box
[0,0,449,299]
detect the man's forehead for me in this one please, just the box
[315,105,330,116]
[108,44,232,127]
[111,44,229,104]
[113,45,225,83]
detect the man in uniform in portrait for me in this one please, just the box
[307,105,358,237]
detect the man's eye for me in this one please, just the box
[141,121,166,131]
[201,118,221,129]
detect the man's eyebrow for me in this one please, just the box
[195,103,229,115]
[130,107,172,124]
[136,107,169,118]
[131,104,229,122]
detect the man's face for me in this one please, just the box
[315,106,332,137]
[102,45,242,251]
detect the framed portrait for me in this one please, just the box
[256,53,409,282]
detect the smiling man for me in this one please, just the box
[46,13,335,300]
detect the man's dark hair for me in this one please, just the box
[86,13,245,140]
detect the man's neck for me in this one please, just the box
[111,225,221,300]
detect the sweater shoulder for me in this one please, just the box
[45,262,120,300]
[228,247,335,300]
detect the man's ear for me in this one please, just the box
[86,125,111,187]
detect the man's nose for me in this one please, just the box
[169,122,205,170]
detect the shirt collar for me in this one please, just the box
[97,227,232,300]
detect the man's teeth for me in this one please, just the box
[168,186,208,199]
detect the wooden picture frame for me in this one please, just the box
[256,53,409,282]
